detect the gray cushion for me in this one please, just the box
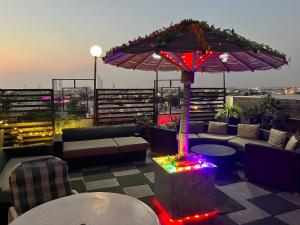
[113,137,149,153]
[228,137,271,152]
[198,133,236,141]
[63,138,118,158]
[237,124,260,140]
[189,121,205,134]
[0,155,52,204]
[207,121,228,135]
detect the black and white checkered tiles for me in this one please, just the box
[69,155,300,225]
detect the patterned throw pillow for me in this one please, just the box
[237,124,260,140]
[9,157,72,215]
[268,129,287,148]
[285,135,298,151]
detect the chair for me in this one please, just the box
[7,157,77,223]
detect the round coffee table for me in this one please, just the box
[190,144,236,171]
[11,192,160,225]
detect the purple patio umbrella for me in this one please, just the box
[103,19,288,159]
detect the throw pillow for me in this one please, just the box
[237,124,260,140]
[268,128,287,148]
[189,121,205,134]
[285,135,298,151]
[207,121,227,135]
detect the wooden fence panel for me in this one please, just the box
[96,89,155,125]
[0,89,54,146]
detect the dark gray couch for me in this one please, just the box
[53,124,149,160]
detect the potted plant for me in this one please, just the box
[135,113,153,141]
[215,104,242,125]
[242,94,287,130]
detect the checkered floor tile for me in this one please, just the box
[69,152,299,225]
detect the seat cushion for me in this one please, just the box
[207,121,228,135]
[198,133,236,142]
[0,155,52,204]
[63,138,118,159]
[237,124,260,140]
[113,137,149,153]
[228,137,271,152]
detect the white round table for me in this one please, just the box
[11,192,160,225]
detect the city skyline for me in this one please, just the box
[0,0,299,88]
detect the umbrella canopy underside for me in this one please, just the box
[104,50,286,72]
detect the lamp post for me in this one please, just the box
[219,53,229,104]
[90,45,102,126]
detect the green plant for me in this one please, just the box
[242,94,287,130]
[165,115,181,130]
[55,115,84,134]
[215,104,242,120]
[135,114,153,132]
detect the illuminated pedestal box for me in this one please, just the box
[153,156,217,219]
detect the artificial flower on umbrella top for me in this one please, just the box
[103,19,288,167]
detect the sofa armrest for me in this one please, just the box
[3,144,53,159]
[150,127,177,155]
[245,143,300,192]
[53,134,63,158]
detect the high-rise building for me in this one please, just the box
[97,75,103,89]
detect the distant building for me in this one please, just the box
[97,76,103,89]
[97,75,103,89]
[284,87,295,95]
[112,83,116,89]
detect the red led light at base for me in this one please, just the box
[152,198,218,225]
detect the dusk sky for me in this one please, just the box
[0,0,299,89]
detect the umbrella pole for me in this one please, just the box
[178,71,194,158]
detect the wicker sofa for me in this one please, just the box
[245,143,300,192]
[53,124,149,161]
[150,121,299,161]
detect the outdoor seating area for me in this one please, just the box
[1,2,300,224]
[1,118,300,224]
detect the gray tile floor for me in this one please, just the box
[69,152,300,225]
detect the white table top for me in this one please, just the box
[11,192,160,225]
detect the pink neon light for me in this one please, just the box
[152,198,218,225]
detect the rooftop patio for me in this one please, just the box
[0,18,299,225]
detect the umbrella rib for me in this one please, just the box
[245,51,279,69]
[171,53,190,71]
[155,58,164,71]
[103,53,124,64]
[116,54,137,67]
[230,52,255,72]
[133,53,153,70]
